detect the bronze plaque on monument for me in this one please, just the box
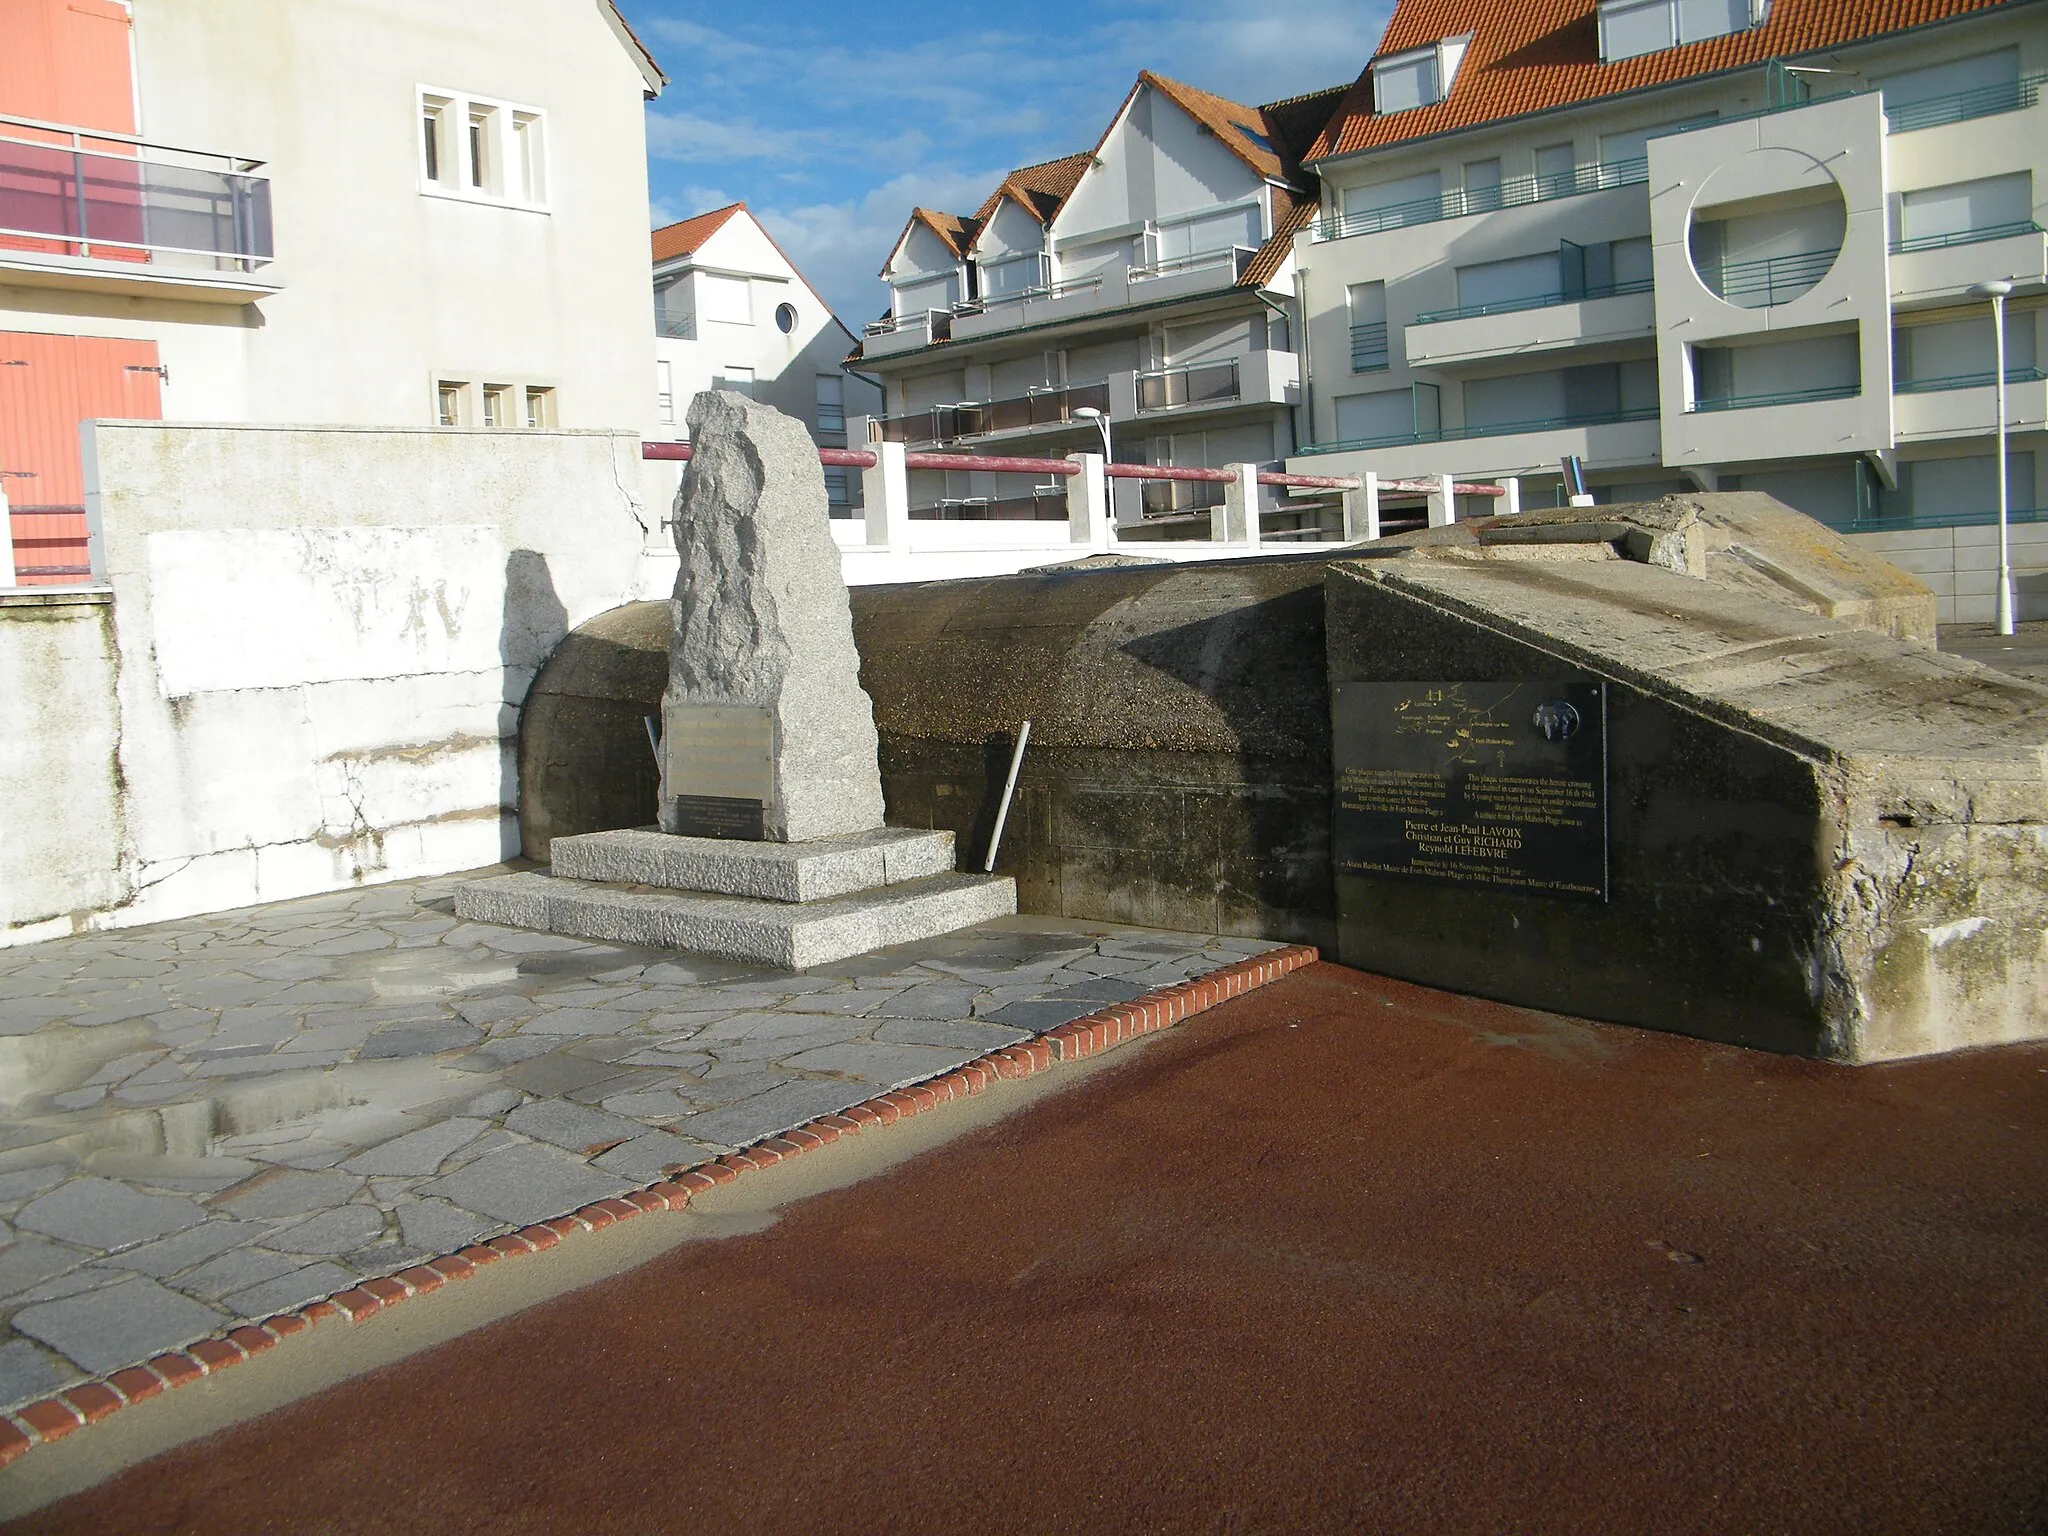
[664,704,773,840]
[1331,680,1607,900]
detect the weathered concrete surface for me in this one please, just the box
[0,594,124,945]
[1330,512,2048,1061]
[516,601,668,861]
[661,393,885,842]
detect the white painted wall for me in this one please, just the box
[0,0,660,444]
[1056,86,1264,242]
[0,422,672,946]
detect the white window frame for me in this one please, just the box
[1371,34,1471,114]
[417,84,550,212]
[1598,0,1766,63]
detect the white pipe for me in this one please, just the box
[984,719,1031,873]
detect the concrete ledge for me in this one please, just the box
[548,825,956,902]
[454,870,1018,969]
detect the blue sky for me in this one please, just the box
[614,0,1392,324]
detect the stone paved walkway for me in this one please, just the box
[0,872,1275,1414]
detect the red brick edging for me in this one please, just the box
[0,944,1318,1468]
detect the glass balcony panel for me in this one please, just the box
[1883,71,2046,133]
[1301,403,1658,454]
[0,132,271,268]
[1319,157,1647,241]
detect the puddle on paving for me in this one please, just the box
[0,1054,480,1176]
[0,1021,158,1108]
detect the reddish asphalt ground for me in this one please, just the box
[13,962,2048,1535]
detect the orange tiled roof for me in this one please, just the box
[1308,0,2025,163]
[651,203,746,265]
[970,153,1095,233]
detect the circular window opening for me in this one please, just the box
[1686,150,1847,311]
[775,302,798,334]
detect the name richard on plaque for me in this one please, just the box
[1331,680,1608,899]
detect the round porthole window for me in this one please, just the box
[775,302,798,334]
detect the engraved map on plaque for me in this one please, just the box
[1331,680,1607,900]
[664,704,774,840]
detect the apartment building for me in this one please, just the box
[1286,0,2046,616]
[0,0,665,584]
[853,73,1346,532]
[649,202,881,514]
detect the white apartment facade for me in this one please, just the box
[648,202,880,513]
[0,0,666,583]
[855,74,1345,533]
[1289,0,2047,618]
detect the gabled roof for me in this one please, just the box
[1138,71,1294,184]
[969,153,1095,238]
[1308,0,2024,164]
[598,0,666,95]
[877,207,980,277]
[651,203,745,266]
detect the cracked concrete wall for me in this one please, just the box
[1,424,675,945]
[0,595,124,944]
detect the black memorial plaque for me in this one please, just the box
[1331,679,1607,899]
[672,794,767,841]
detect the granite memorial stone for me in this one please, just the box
[660,390,887,843]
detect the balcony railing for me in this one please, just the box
[1696,246,1838,308]
[874,381,1111,446]
[910,489,1069,521]
[0,116,271,270]
[1413,276,1656,326]
[1351,321,1390,372]
[1129,245,1257,283]
[656,314,695,340]
[1894,366,2048,395]
[1300,403,1659,455]
[1889,219,2046,256]
[1692,382,1860,413]
[1317,157,1647,242]
[864,308,952,343]
[952,275,1102,315]
[1136,360,1240,413]
[1883,71,2048,135]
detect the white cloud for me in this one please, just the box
[626,0,1393,322]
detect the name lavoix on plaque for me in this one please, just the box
[663,704,774,840]
[1331,680,1608,900]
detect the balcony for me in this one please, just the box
[0,115,277,302]
[1316,157,1647,242]
[873,381,1111,447]
[862,308,952,358]
[1302,403,1658,455]
[1888,222,2048,307]
[1894,374,2048,443]
[1695,247,1839,310]
[910,489,1069,522]
[1128,244,1258,286]
[1883,70,2048,134]
[1137,360,1239,413]
[1405,283,1657,370]
[1692,382,1861,413]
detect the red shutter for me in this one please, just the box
[0,330,161,584]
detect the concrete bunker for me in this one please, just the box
[517,493,2048,1063]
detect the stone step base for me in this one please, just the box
[454,870,1017,970]
[549,825,956,904]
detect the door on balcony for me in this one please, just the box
[0,331,161,584]
[1,0,145,264]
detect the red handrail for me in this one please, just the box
[640,442,1504,496]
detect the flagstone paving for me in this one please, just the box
[0,871,1277,1413]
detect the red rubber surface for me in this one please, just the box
[15,963,2048,1534]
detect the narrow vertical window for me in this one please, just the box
[482,385,508,428]
[422,108,440,182]
[524,386,555,427]
[436,381,467,426]
[514,112,545,203]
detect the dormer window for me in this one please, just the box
[1598,0,1766,63]
[1371,35,1471,114]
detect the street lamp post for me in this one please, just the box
[1969,279,2015,635]
[1073,405,1115,524]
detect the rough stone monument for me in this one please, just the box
[456,392,1014,967]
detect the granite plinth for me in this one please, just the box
[453,870,1017,970]
[550,826,956,904]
